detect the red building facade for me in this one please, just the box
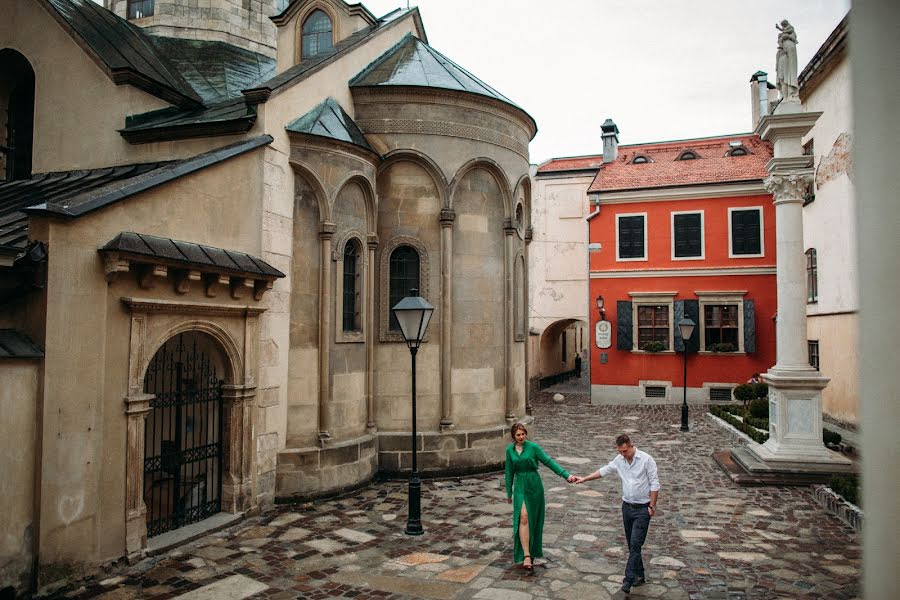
[585,126,777,403]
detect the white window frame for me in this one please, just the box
[728,206,764,258]
[671,210,705,261]
[696,291,747,353]
[628,291,676,353]
[616,212,648,262]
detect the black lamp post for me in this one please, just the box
[596,294,605,320]
[391,288,434,536]
[678,318,695,432]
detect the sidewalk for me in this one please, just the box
[50,394,860,599]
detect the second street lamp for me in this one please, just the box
[391,288,434,536]
[678,318,696,432]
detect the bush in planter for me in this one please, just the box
[752,382,769,400]
[748,398,769,418]
[733,383,756,409]
[830,473,860,506]
[745,416,769,430]
[709,342,737,353]
[642,341,666,353]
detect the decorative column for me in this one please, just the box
[750,109,850,466]
[124,393,153,558]
[503,218,517,424]
[318,221,336,445]
[524,226,533,416]
[366,234,378,432]
[221,384,255,512]
[439,208,455,431]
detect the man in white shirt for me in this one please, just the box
[574,434,660,594]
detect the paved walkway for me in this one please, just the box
[53,394,860,599]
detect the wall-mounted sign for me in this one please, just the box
[595,320,612,349]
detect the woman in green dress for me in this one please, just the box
[505,422,575,570]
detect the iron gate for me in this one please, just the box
[143,333,224,537]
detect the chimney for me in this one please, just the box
[601,119,620,163]
[750,71,771,128]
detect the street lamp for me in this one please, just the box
[391,288,435,536]
[678,318,695,432]
[596,294,605,320]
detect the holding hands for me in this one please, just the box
[566,474,577,483]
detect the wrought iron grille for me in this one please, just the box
[143,333,223,537]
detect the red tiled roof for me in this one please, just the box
[537,155,604,174]
[587,134,772,193]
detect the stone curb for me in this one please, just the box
[812,484,864,533]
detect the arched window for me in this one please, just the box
[514,255,525,339]
[678,151,697,160]
[0,49,35,181]
[389,245,420,331]
[632,155,650,164]
[729,147,748,157]
[806,248,818,303]
[342,240,361,331]
[302,10,334,59]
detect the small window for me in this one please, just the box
[678,151,698,160]
[644,385,667,398]
[342,241,361,331]
[806,248,818,303]
[302,10,334,59]
[728,147,748,157]
[808,340,820,370]
[637,305,669,351]
[730,208,763,257]
[389,245,420,331]
[127,0,154,19]
[673,212,703,258]
[617,214,646,260]
[709,387,734,402]
[704,304,739,349]
[632,155,650,164]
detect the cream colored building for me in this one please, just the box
[0,0,534,594]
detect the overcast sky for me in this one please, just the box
[359,0,850,163]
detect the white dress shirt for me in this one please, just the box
[598,448,661,504]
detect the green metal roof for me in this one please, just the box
[286,98,375,153]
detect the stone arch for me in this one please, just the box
[449,157,513,220]
[513,173,532,232]
[142,320,242,388]
[514,250,526,340]
[333,171,377,234]
[294,1,341,63]
[290,161,330,223]
[378,235,431,342]
[538,318,587,384]
[379,149,448,210]
[0,48,36,180]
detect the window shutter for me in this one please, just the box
[674,213,701,258]
[674,300,685,351]
[619,216,644,258]
[743,299,756,353]
[616,301,633,350]
[683,299,700,353]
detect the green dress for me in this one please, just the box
[504,440,570,563]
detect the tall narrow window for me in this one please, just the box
[302,10,334,59]
[1,49,35,181]
[673,212,702,258]
[730,208,762,256]
[808,340,820,370]
[704,305,739,349]
[637,305,669,350]
[389,246,419,331]
[806,248,818,303]
[127,0,155,19]
[617,214,646,260]
[342,241,360,331]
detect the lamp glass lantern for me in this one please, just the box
[678,318,695,432]
[391,289,434,535]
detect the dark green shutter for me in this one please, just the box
[683,299,700,353]
[743,299,756,353]
[616,301,633,350]
[674,300,685,351]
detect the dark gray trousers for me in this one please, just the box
[622,502,651,583]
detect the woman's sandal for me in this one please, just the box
[523,555,533,572]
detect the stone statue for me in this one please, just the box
[776,19,799,103]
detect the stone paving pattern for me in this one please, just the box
[52,393,861,599]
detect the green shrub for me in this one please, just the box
[752,382,769,400]
[709,342,737,352]
[745,416,769,431]
[748,398,769,418]
[642,341,666,353]
[719,404,745,415]
[710,405,769,444]
[733,383,756,407]
[830,474,860,506]
[823,430,842,446]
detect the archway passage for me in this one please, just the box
[143,332,225,537]
[537,318,588,389]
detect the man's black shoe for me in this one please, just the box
[620,581,632,594]
[633,577,646,587]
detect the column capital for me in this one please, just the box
[503,219,518,235]
[524,227,533,244]
[439,208,456,226]
[124,393,154,416]
[367,233,379,249]
[319,221,337,238]
[764,173,813,204]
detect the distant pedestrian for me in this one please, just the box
[505,423,576,571]
[747,373,762,384]
[574,354,582,378]
[573,434,660,594]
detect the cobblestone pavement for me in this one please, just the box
[53,394,860,600]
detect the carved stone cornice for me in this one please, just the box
[764,173,813,204]
[121,297,266,317]
[355,117,528,159]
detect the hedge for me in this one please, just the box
[830,474,860,506]
[710,405,769,443]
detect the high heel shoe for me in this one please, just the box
[523,555,533,572]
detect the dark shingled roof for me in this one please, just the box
[120,97,257,143]
[41,0,203,107]
[0,136,272,251]
[350,33,521,110]
[0,330,43,359]
[286,98,375,153]
[100,232,285,279]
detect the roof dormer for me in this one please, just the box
[272,0,378,69]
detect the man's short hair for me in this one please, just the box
[615,434,632,446]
